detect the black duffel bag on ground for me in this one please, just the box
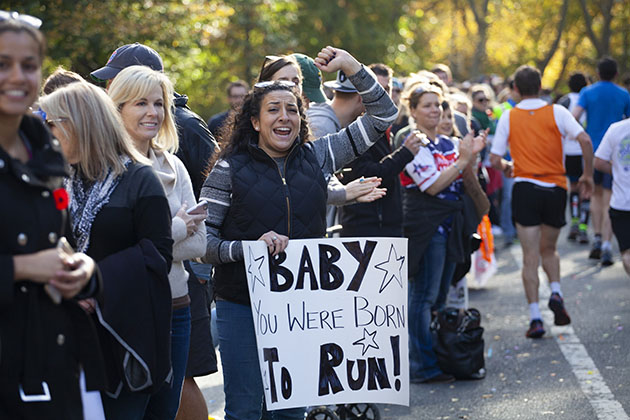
[430,307,486,379]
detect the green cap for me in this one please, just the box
[292,53,327,103]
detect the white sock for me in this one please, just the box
[529,303,542,321]
[602,241,612,251]
[550,282,562,297]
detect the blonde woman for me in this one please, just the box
[40,80,174,419]
[108,65,206,420]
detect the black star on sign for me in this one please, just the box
[374,244,405,293]
[247,247,266,292]
[353,328,379,356]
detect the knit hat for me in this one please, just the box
[91,43,163,81]
[292,53,327,103]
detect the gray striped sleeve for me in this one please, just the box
[308,66,399,176]
[200,159,244,264]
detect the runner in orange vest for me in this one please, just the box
[489,65,594,339]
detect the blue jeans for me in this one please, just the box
[408,232,457,381]
[216,300,304,420]
[501,173,516,239]
[144,306,192,420]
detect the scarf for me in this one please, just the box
[65,156,131,253]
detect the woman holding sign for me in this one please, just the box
[399,82,487,384]
[201,46,397,420]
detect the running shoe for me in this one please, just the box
[548,292,571,325]
[589,239,602,260]
[567,224,579,241]
[578,229,589,244]
[601,249,614,267]
[526,319,545,338]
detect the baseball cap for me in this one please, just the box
[324,70,357,93]
[90,43,163,81]
[292,53,327,103]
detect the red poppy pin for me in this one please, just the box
[52,188,69,210]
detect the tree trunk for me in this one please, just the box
[537,0,569,75]
[467,0,489,78]
[578,0,614,58]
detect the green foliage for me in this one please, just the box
[6,0,629,121]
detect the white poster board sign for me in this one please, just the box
[242,237,409,410]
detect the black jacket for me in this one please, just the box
[174,93,219,199]
[0,116,105,420]
[403,188,480,279]
[214,140,328,305]
[95,239,172,396]
[340,134,414,237]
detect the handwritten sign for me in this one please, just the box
[243,237,409,410]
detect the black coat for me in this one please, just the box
[0,116,105,420]
[174,93,219,199]
[339,134,414,237]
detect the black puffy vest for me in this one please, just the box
[214,141,328,305]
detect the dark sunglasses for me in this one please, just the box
[475,97,489,103]
[0,11,42,28]
[253,80,296,89]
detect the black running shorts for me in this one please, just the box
[610,208,630,252]
[564,155,583,183]
[512,181,567,228]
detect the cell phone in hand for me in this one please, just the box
[45,236,75,304]
[187,199,209,215]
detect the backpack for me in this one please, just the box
[431,307,486,379]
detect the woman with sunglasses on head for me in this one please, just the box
[0,13,105,419]
[259,54,386,211]
[398,82,488,384]
[39,80,175,419]
[201,46,397,420]
[108,65,206,420]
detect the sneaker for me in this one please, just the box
[419,373,456,384]
[589,240,602,260]
[568,224,579,241]
[548,292,571,325]
[578,229,589,244]
[601,249,614,267]
[526,319,545,338]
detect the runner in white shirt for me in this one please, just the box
[559,72,589,243]
[594,118,630,275]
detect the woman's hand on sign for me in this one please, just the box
[259,230,289,257]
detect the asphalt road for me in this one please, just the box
[197,224,629,420]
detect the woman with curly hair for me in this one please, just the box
[201,46,397,420]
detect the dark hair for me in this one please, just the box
[440,100,461,137]
[208,82,310,171]
[568,72,588,93]
[227,80,249,96]
[513,65,541,97]
[42,66,84,95]
[369,63,393,78]
[0,17,46,60]
[258,55,302,84]
[597,56,617,81]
